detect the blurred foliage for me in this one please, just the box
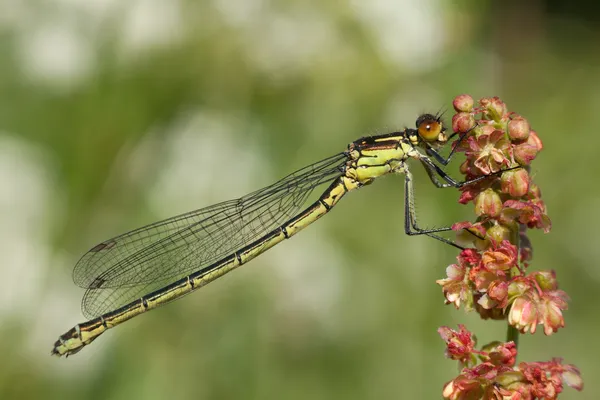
[0,0,598,399]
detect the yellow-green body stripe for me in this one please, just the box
[52,176,357,356]
[53,129,426,357]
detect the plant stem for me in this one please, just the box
[507,323,519,349]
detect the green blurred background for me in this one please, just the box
[0,0,597,399]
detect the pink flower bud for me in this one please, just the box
[486,224,514,243]
[513,141,539,166]
[532,270,558,291]
[482,240,518,271]
[438,325,476,363]
[507,117,530,141]
[480,97,507,122]
[453,94,474,112]
[487,341,517,367]
[452,112,476,133]
[474,188,503,217]
[488,280,509,308]
[501,169,530,197]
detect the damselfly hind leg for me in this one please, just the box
[402,159,520,249]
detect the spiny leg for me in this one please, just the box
[403,167,464,250]
[401,159,514,249]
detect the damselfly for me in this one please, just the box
[52,113,482,357]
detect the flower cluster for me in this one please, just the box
[436,242,569,335]
[435,95,582,399]
[451,95,550,252]
[439,325,583,399]
[436,95,564,334]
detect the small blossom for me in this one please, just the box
[442,374,484,400]
[453,94,475,112]
[507,278,531,298]
[531,270,558,291]
[452,112,476,133]
[507,116,531,141]
[465,129,511,175]
[503,200,552,233]
[438,325,477,364]
[539,290,569,335]
[480,97,508,122]
[508,290,540,334]
[481,240,518,272]
[513,140,539,166]
[469,264,499,292]
[486,280,510,309]
[486,224,514,244]
[474,188,503,217]
[485,341,517,367]
[458,248,483,266]
[494,370,532,397]
[518,358,584,398]
[437,261,473,309]
[501,168,530,197]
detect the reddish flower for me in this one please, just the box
[531,270,558,291]
[442,374,484,400]
[452,112,476,133]
[518,358,583,398]
[500,169,530,198]
[494,370,533,399]
[480,96,508,122]
[485,341,518,367]
[508,290,540,334]
[502,200,552,233]
[513,140,539,166]
[465,129,511,175]
[458,248,483,267]
[507,116,530,141]
[437,261,473,309]
[438,325,477,365]
[486,224,514,244]
[539,290,569,335]
[453,94,475,113]
[469,264,499,292]
[478,280,509,310]
[481,240,518,272]
[474,188,503,217]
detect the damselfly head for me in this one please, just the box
[415,113,447,146]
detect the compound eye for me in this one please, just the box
[417,117,443,141]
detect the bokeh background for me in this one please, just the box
[0,0,597,399]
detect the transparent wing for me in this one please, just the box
[73,153,347,318]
